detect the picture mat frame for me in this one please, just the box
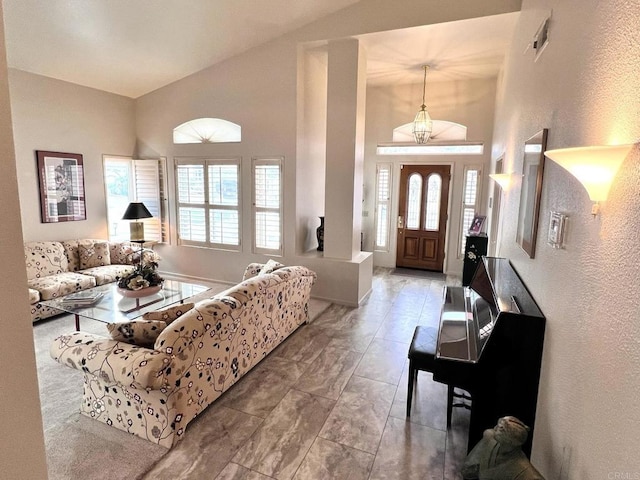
[36,150,86,223]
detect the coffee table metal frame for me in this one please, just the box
[41,279,210,331]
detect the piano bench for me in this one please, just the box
[407,326,471,428]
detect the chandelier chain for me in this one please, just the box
[422,65,428,106]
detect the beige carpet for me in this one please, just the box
[34,294,331,480]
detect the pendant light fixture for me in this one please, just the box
[412,65,433,144]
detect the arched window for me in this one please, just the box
[406,173,422,229]
[424,173,442,230]
[173,118,241,144]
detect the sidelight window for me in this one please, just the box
[459,166,482,255]
[374,163,392,251]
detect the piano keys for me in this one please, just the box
[434,256,545,457]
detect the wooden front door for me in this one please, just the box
[396,164,450,271]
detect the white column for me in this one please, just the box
[324,38,366,260]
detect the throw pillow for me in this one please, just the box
[142,302,194,326]
[79,240,111,269]
[106,319,167,347]
[110,243,135,264]
[259,259,284,275]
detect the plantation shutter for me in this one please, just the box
[175,158,241,249]
[374,163,392,251]
[460,166,482,255]
[253,158,282,254]
[133,159,162,242]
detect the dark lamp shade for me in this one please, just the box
[122,202,152,220]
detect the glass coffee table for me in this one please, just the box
[41,279,211,331]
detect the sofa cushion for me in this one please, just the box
[242,263,263,281]
[109,242,137,264]
[106,319,168,347]
[79,240,111,268]
[259,259,284,275]
[28,272,97,300]
[153,296,243,353]
[24,241,68,280]
[28,288,40,305]
[142,302,194,325]
[61,240,81,272]
[109,242,160,265]
[80,264,135,286]
[31,302,63,322]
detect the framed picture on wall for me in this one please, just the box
[36,150,86,223]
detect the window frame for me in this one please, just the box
[175,157,242,251]
[252,156,283,256]
[103,156,166,243]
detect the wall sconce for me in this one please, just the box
[489,173,519,191]
[544,144,634,216]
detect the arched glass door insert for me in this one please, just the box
[424,174,442,230]
[406,173,422,229]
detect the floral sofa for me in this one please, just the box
[50,263,317,447]
[26,239,157,322]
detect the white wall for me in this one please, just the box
[296,46,327,254]
[9,69,136,242]
[363,78,497,274]
[491,0,640,477]
[0,7,48,477]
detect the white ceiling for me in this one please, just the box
[2,1,518,98]
[2,0,360,98]
[359,13,519,85]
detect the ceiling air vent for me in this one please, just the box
[533,16,551,60]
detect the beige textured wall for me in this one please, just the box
[0,6,48,478]
[9,69,136,242]
[492,0,640,477]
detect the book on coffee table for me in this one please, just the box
[60,291,104,306]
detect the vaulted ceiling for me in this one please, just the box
[2,0,518,98]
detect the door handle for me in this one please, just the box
[397,216,404,229]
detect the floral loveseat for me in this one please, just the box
[26,239,157,322]
[50,263,317,447]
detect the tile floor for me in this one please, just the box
[141,268,470,480]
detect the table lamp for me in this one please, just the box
[122,202,152,241]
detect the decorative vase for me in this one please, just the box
[316,216,324,251]
[117,285,162,298]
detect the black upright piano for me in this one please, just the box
[434,256,545,457]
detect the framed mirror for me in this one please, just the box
[516,129,548,258]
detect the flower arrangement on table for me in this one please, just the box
[117,259,164,296]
